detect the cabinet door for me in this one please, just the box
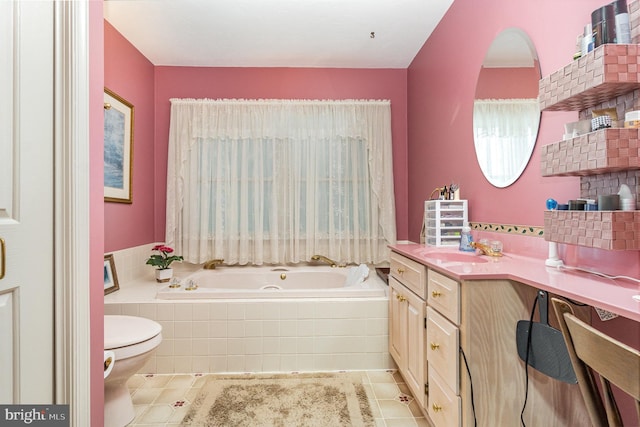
[388,277,407,371]
[428,368,461,427]
[405,288,427,408]
[427,306,459,394]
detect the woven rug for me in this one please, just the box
[180,372,375,427]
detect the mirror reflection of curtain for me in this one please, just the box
[165,99,396,265]
[473,99,539,185]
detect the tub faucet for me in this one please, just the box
[311,254,338,268]
[470,241,503,257]
[203,259,224,269]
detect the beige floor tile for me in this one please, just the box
[127,370,427,426]
[415,417,433,427]
[367,370,397,383]
[165,374,196,389]
[131,388,163,405]
[139,374,174,389]
[384,418,419,427]
[153,387,191,404]
[377,399,416,419]
[371,382,402,399]
[136,404,175,424]
[126,375,146,390]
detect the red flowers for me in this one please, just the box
[146,245,183,270]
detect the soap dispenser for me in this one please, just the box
[459,222,474,252]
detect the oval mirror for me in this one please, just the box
[473,28,541,188]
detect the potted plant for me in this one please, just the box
[146,244,183,282]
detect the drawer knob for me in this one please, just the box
[431,290,442,298]
[432,403,443,412]
[396,294,406,302]
[396,267,405,274]
[430,342,440,351]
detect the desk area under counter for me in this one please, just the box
[388,243,639,427]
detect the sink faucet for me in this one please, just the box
[470,242,503,257]
[203,259,224,269]
[310,254,338,267]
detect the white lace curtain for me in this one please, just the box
[165,99,396,265]
[473,98,539,185]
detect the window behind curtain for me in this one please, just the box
[165,99,396,265]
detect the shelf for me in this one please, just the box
[544,210,640,250]
[539,44,640,112]
[540,128,640,176]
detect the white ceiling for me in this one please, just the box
[103,0,455,68]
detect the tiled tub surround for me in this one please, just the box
[105,245,393,375]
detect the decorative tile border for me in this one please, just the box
[470,222,544,237]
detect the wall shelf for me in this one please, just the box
[540,128,640,177]
[539,25,640,250]
[544,210,640,250]
[539,44,640,112]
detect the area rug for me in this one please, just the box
[180,372,375,427]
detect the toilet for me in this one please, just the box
[104,315,162,427]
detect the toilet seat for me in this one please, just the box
[104,315,162,359]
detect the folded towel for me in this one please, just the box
[345,264,370,287]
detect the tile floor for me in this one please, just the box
[125,370,432,427]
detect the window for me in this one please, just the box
[166,99,396,265]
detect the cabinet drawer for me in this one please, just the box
[428,368,461,427]
[390,252,426,298]
[427,306,459,395]
[428,269,460,324]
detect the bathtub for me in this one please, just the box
[105,245,391,374]
[156,265,386,299]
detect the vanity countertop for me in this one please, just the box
[389,243,640,322]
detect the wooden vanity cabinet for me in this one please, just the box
[388,252,428,409]
[389,250,591,426]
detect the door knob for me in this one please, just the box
[432,403,443,412]
[431,290,442,298]
[430,342,440,351]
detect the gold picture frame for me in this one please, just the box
[103,254,120,295]
[104,87,134,203]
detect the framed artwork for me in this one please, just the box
[104,87,134,203]
[104,254,120,295]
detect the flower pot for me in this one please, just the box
[155,268,173,283]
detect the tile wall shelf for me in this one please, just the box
[539,6,640,250]
[539,44,640,112]
[544,210,640,250]
[540,128,640,176]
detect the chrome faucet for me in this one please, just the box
[470,241,503,257]
[203,259,224,269]
[310,254,338,268]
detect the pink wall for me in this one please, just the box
[91,3,105,426]
[475,64,540,99]
[152,66,409,242]
[104,21,156,252]
[407,0,639,421]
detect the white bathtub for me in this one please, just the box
[105,245,392,374]
[156,265,386,299]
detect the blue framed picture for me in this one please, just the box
[104,88,134,203]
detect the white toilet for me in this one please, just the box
[104,315,163,427]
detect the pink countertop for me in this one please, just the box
[389,243,640,322]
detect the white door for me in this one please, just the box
[0,1,54,403]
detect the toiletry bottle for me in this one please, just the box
[611,0,631,44]
[459,222,474,252]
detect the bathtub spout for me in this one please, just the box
[310,254,338,268]
[203,259,224,269]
